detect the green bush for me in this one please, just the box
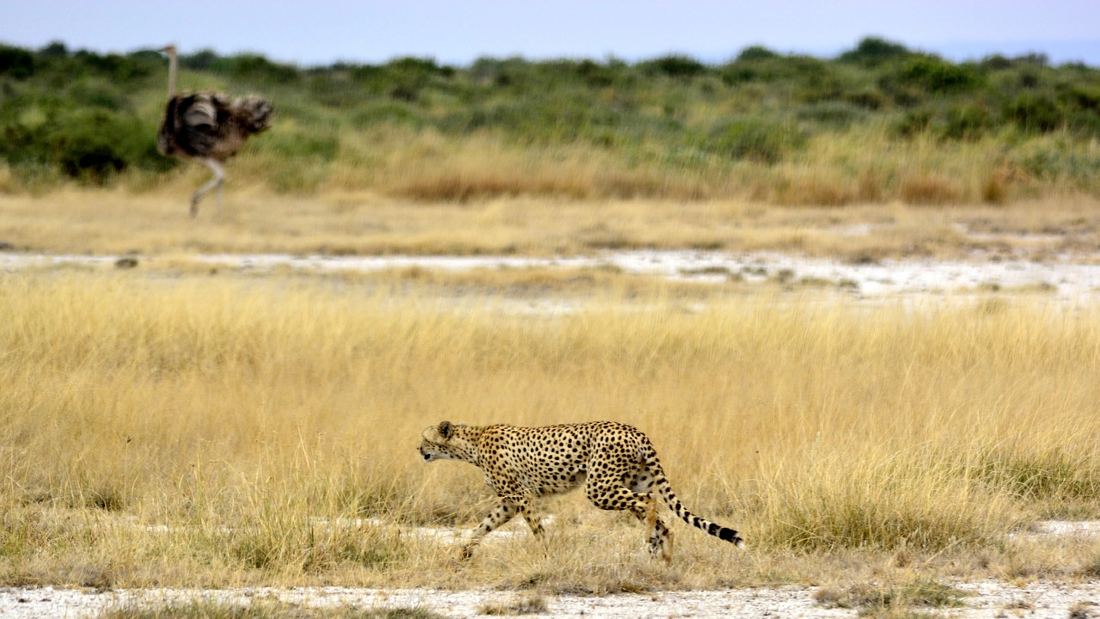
[892,108,933,137]
[797,101,867,129]
[639,54,708,78]
[1014,140,1100,186]
[349,102,425,129]
[574,59,617,87]
[706,119,803,164]
[736,45,779,62]
[46,110,157,181]
[1004,94,1063,132]
[0,45,35,78]
[0,104,167,182]
[941,103,994,140]
[1067,107,1100,137]
[893,57,982,93]
[720,54,833,86]
[838,37,913,66]
[262,131,339,162]
[209,53,299,84]
[72,51,155,81]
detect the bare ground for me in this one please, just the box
[3,580,1099,618]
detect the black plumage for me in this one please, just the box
[156,94,272,161]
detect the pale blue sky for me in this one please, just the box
[4,1,1100,66]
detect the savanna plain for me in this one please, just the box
[2,39,1100,617]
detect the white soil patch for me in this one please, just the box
[3,581,1099,618]
[191,251,1100,299]
[1011,520,1100,541]
[5,250,1100,300]
[955,581,1100,618]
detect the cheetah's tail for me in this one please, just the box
[646,451,743,547]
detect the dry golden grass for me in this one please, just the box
[2,187,1100,260]
[218,127,1100,206]
[1,273,1099,590]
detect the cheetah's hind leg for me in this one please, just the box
[587,482,672,561]
[646,494,672,561]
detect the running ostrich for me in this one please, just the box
[156,44,273,217]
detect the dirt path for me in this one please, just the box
[2,581,1099,618]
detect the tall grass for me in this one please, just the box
[1,274,1098,587]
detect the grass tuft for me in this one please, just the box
[478,594,549,615]
[814,578,965,613]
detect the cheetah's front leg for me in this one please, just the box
[459,497,521,560]
[521,499,545,537]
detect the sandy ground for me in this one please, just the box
[2,580,1099,618]
[4,249,1100,300]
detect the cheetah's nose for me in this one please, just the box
[422,453,431,461]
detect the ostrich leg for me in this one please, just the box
[190,158,225,218]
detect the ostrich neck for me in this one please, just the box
[167,50,177,99]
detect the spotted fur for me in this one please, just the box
[418,420,743,560]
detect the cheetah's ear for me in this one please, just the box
[438,421,453,439]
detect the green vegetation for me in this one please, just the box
[1,37,1100,202]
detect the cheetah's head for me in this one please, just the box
[419,421,472,462]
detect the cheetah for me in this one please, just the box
[418,420,743,560]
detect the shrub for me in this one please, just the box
[838,36,913,65]
[707,119,803,164]
[893,108,933,137]
[797,101,866,129]
[262,131,339,162]
[0,45,35,78]
[1004,94,1063,132]
[941,103,994,140]
[737,45,779,61]
[980,54,1013,70]
[844,89,887,110]
[1013,141,1100,187]
[893,57,981,93]
[1061,84,1100,110]
[72,51,156,81]
[180,49,219,70]
[350,102,425,129]
[209,53,299,84]
[639,54,707,78]
[27,109,171,179]
[38,41,68,59]
[574,59,616,87]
